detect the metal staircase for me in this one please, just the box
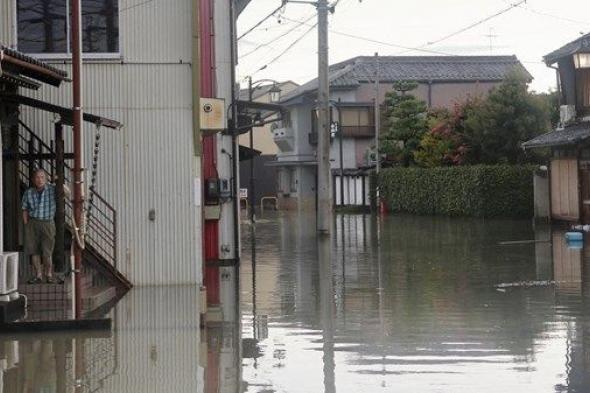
[16,123,131,305]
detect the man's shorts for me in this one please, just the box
[24,219,55,258]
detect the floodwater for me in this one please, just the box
[2,212,590,392]
[240,213,590,393]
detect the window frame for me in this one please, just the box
[13,0,122,60]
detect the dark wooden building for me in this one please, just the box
[523,33,590,223]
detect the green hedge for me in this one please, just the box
[377,165,535,218]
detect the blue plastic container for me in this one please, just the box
[565,232,584,242]
[567,240,584,250]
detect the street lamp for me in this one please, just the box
[269,84,282,103]
[247,77,283,224]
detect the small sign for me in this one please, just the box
[239,188,248,199]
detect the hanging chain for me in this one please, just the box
[85,125,102,225]
[72,124,101,249]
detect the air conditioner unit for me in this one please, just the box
[0,253,19,302]
[200,97,226,135]
[560,105,576,127]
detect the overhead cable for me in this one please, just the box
[280,15,456,56]
[251,22,318,76]
[422,0,526,47]
[238,1,286,41]
[240,14,316,58]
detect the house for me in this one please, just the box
[0,1,204,289]
[0,0,256,295]
[523,33,590,224]
[238,81,299,211]
[273,55,531,210]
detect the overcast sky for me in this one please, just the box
[236,0,590,92]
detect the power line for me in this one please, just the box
[238,1,286,41]
[504,1,590,26]
[422,0,526,47]
[239,14,316,59]
[329,29,456,56]
[280,15,457,56]
[250,22,318,76]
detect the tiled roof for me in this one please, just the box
[544,32,590,65]
[282,55,531,103]
[522,122,590,149]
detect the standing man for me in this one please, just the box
[22,169,62,284]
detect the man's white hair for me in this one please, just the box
[32,168,48,178]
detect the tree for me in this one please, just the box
[381,81,428,167]
[461,73,552,165]
[414,105,470,168]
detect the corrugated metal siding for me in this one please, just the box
[0,1,15,45]
[11,0,202,286]
[120,0,192,63]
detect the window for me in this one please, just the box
[340,106,374,137]
[17,0,119,55]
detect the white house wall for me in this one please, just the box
[3,1,201,285]
[292,103,315,159]
[329,138,356,169]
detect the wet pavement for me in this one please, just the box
[3,212,590,392]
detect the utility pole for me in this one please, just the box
[338,98,344,207]
[248,76,256,224]
[374,52,380,174]
[71,0,84,319]
[317,0,331,234]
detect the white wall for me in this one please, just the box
[329,137,356,170]
[1,1,202,286]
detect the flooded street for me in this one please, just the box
[241,213,590,392]
[2,213,590,392]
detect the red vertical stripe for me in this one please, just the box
[200,0,220,306]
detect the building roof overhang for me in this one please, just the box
[544,33,590,65]
[238,145,261,161]
[522,122,590,149]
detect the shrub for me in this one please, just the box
[378,165,535,218]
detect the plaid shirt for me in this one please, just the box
[22,184,56,220]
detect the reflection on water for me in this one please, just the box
[5,213,590,392]
[0,286,204,392]
[241,213,590,393]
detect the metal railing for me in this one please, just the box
[16,123,118,269]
